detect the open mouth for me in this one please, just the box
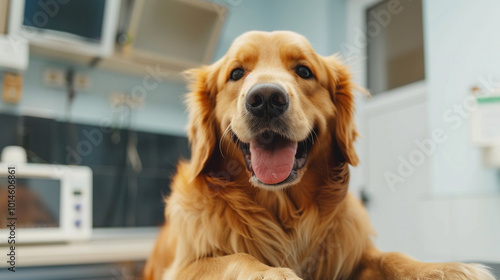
[232,129,315,187]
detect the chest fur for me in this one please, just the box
[169,192,366,280]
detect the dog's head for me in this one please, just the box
[185,31,358,190]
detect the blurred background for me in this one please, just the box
[0,0,499,279]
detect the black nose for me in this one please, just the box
[245,83,289,118]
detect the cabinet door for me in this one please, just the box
[361,90,430,259]
[346,0,431,259]
[126,0,226,68]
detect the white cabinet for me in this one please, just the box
[22,0,227,81]
[361,83,431,260]
[125,0,225,69]
[347,0,500,263]
[100,0,227,79]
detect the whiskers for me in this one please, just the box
[219,124,241,159]
[309,127,318,146]
[306,124,319,151]
[305,124,330,171]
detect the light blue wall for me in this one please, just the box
[213,0,347,61]
[423,0,500,195]
[0,56,189,135]
[1,1,347,136]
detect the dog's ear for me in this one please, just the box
[323,55,359,166]
[184,63,221,180]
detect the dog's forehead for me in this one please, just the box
[227,31,316,60]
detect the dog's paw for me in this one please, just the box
[247,267,303,280]
[423,263,496,280]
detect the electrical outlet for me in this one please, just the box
[110,92,125,107]
[110,92,144,109]
[2,73,23,104]
[74,73,91,90]
[43,68,65,88]
[43,68,91,91]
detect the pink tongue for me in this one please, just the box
[250,139,297,184]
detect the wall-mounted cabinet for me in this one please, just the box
[99,0,227,80]
[123,0,225,69]
[16,0,227,81]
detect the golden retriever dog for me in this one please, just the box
[144,31,495,280]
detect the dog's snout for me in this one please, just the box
[245,83,289,118]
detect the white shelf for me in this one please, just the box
[30,45,185,83]
[0,236,155,267]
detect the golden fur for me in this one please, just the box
[144,31,495,280]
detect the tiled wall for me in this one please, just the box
[0,114,190,227]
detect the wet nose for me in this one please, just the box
[245,83,289,119]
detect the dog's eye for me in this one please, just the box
[229,68,245,81]
[295,65,313,79]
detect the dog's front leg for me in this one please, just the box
[165,253,302,280]
[353,246,496,280]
